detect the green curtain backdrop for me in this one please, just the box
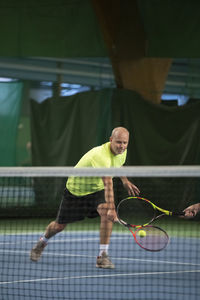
[31,88,200,167]
[31,89,113,166]
[111,89,200,165]
[0,81,23,166]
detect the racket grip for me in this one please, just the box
[117,218,128,226]
[172,211,185,216]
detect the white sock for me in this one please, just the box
[99,244,109,256]
[40,236,48,244]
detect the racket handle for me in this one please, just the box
[117,218,129,226]
[172,211,185,216]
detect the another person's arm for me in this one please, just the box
[183,203,200,218]
[120,176,140,196]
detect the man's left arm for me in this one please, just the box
[120,176,140,196]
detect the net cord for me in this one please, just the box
[0,166,200,177]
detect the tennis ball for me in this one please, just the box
[138,230,146,238]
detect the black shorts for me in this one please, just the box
[56,188,106,224]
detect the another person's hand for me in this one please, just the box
[183,203,200,218]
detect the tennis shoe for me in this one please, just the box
[30,239,47,262]
[96,251,115,269]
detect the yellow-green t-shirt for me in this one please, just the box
[66,142,127,196]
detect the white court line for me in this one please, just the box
[0,237,101,245]
[0,249,200,267]
[1,269,200,286]
[0,235,130,246]
[0,231,100,236]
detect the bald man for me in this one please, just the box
[30,127,140,268]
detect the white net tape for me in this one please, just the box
[0,165,200,177]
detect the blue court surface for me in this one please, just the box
[0,232,200,300]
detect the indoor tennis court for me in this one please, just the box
[1,1,200,300]
[0,168,200,300]
[1,225,200,300]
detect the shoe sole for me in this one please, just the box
[96,264,115,269]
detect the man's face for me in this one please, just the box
[110,131,129,155]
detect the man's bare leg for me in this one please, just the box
[30,221,66,262]
[96,203,115,268]
[44,221,66,238]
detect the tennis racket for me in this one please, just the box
[117,196,185,227]
[116,196,184,251]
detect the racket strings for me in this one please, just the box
[117,198,155,226]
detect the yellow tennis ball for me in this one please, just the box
[138,230,146,237]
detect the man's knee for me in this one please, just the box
[54,222,66,232]
[97,203,109,217]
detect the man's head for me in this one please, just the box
[109,127,129,155]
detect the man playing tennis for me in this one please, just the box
[30,127,140,268]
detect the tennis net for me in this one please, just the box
[0,166,200,300]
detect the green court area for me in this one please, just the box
[0,217,199,238]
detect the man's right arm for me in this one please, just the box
[102,177,117,222]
